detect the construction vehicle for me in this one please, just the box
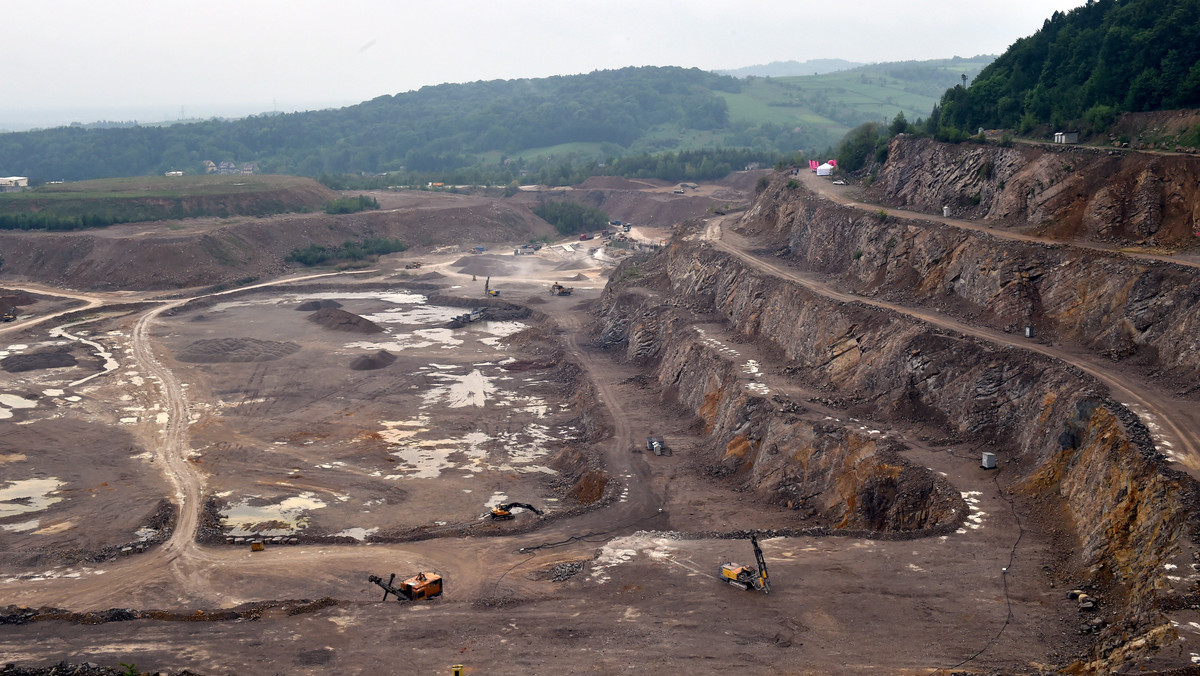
[453,308,486,323]
[2,307,16,322]
[488,289,501,297]
[718,535,770,593]
[490,502,543,520]
[404,261,423,269]
[368,571,443,602]
[549,282,573,296]
[646,435,666,456]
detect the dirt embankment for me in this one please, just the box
[0,193,555,290]
[865,135,1200,247]
[745,173,1200,388]
[595,237,1200,670]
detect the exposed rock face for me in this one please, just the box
[742,175,1200,387]
[596,215,1198,669]
[866,135,1200,246]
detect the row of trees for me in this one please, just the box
[532,200,610,235]
[285,237,408,266]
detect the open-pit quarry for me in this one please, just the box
[2,152,1200,674]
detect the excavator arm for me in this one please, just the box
[751,535,770,593]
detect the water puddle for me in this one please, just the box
[50,326,120,387]
[331,527,378,541]
[0,478,65,518]
[221,493,327,536]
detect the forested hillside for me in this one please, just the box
[0,59,990,184]
[937,0,1200,134]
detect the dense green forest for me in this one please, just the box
[0,60,989,184]
[938,0,1200,134]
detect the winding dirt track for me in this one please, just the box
[797,170,1200,270]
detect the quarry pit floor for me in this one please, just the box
[0,230,1148,674]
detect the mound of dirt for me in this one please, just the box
[178,338,301,363]
[453,255,519,277]
[413,271,445,280]
[306,308,383,334]
[349,350,396,371]
[524,296,548,304]
[0,290,35,312]
[567,273,588,281]
[1,348,77,373]
[554,260,591,271]
[295,299,343,312]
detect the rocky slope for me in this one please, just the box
[865,135,1200,247]
[594,190,1200,670]
[746,173,1200,389]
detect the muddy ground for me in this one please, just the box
[0,172,1166,674]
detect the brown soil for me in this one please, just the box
[305,307,382,333]
[1,347,77,373]
[348,350,396,371]
[294,299,342,312]
[10,167,1190,674]
[176,337,301,363]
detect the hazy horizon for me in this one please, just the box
[2,0,1088,132]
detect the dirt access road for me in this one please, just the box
[798,169,1200,269]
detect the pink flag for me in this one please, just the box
[828,159,837,167]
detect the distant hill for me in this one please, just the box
[719,59,865,78]
[938,0,1200,134]
[0,59,993,183]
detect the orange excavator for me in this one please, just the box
[369,571,443,602]
[490,502,543,520]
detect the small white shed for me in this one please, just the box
[816,163,833,176]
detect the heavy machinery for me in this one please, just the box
[646,435,666,456]
[549,282,573,296]
[718,535,770,593]
[368,571,443,602]
[2,307,15,322]
[490,502,543,520]
[404,261,423,269]
[453,308,486,323]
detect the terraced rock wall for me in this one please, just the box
[597,237,1199,669]
[741,174,1200,388]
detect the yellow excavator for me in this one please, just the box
[718,535,770,593]
[490,502,543,520]
[2,307,16,322]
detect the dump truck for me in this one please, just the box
[369,571,443,602]
[718,535,770,593]
[403,261,423,269]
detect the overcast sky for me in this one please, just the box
[2,0,1086,129]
